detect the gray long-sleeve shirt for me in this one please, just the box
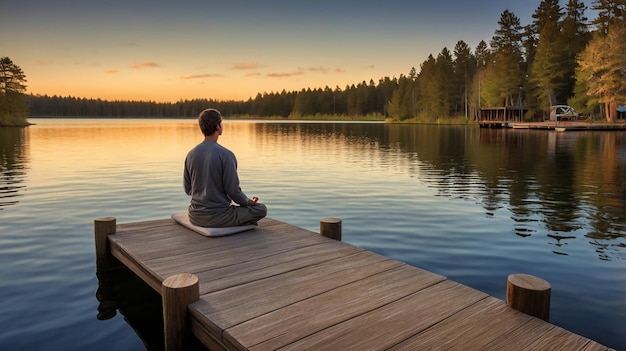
[184,141,249,213]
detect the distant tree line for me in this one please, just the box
[26,77,398,120]
[5,0,626,125]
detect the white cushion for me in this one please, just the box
[171,211,256,237]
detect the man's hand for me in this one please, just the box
[249,196,259,205]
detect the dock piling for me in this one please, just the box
[94,217,117,270]
[320,218,342,241]
[162,273,200,351]
[506,273,551,321]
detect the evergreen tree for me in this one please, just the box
[560,0,591,103]
[291,88,314,117]
[435,47,455,118]
[521,24,540,115]
[375,76,398,117]
[532,0,563,33]
[529,0,565,108]
[387,74,414,120]
[453,40,476,118]
[469,41,490,119]
[474,40,490,67]
[522,24,538,70]
[0,57,28,126]
[575,21,626,121]
[591,0,626,34]
[485,10,525,106]
[416,54,438,120]
[414,47,463,121]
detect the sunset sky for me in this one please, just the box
[2,0,543,102]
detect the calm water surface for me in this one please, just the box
[1,118,625,350]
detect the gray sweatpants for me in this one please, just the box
[188,203,267,227]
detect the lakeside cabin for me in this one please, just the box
[478,106,527,128]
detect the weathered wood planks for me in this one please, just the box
[102,217,614,351]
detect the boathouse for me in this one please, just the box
[478,106,527,128]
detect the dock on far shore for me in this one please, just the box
[478,120,626,131]
[94,216,615,351]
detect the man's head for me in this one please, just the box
[198,108,222,136]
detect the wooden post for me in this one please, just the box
[320,218,342,241]
[162,273,200,351]
[506,273,551,321]
[94,217,117,271]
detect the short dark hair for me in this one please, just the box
[198,108,222,136]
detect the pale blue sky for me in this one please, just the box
[1,0,549,102]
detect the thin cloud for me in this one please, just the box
[104,69,119,74]
[303,66,331,74]
[232,62,259,70]
[299,66,345,74]
[244,72,262,77]
[266,71,305,78]
[72,61,100,67]
[131,61,160,69]
[180,73,222,79]
[35,60,57,66]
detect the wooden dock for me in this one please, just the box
[94,216,614,351]
[478,120,626,131]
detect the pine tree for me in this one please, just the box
[576,21,626,121]
[469,41,490,119]
[0,57,29,126]
[387,74,415,120]
[486,10,525,106]
[529,0,565,108]
[416,54,438,121]
[591,0,626,34]
[560,0,591,102]
[435,48,455,118]
[453,40,476,118]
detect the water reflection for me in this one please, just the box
[420,127,625,259]
[95,267,207,351]
[0,127,29,210]
[250,123,625,260]
[2,119,620,350]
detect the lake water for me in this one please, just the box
[1,118,625,350]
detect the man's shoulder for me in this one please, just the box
[187,142,206,155]
[215,143,235,156]
[188,142,234,159]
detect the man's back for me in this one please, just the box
[184,141,248,212]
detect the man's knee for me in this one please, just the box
[255,203,268,218]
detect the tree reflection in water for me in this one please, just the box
[0,127,28,210]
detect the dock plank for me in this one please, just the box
[191,250,403,331]
[193,241,363,294]
[144,233,323,276]
[276,279,488,351]
[388,297,535,350]
[227,264,446,351]
[109,218,326,289]
[483,316,610,351]
[389,294,610,351]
